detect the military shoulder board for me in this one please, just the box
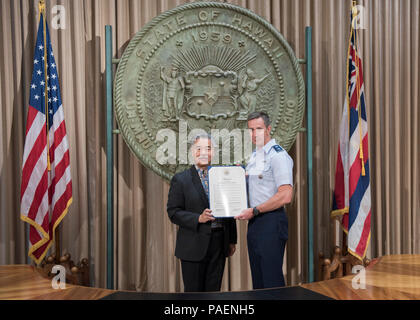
[272,145,284,153]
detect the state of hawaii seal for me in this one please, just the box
[114,1,305,181]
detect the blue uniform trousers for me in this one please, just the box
[247,208,288,289]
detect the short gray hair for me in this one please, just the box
[189,133,216,147]
[247,111,271,127]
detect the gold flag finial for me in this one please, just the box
[39,0,46,13]
[352,1,358,16]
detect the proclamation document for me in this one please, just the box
[209,166,248,218]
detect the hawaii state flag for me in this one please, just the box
[20,11,72,264]
[331,9,371,260]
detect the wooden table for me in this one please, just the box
[0,265,112,300]
[302,254,420,299]
[1,254,419,300]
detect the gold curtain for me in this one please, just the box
[0,0,419,291]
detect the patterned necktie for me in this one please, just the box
[198,168,222,228]
[198,169,209,198]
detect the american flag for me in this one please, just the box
[20,13,72,265]
[332,10,371,260]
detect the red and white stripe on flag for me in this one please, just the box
[20,12,72,265]
[332,10,371,261]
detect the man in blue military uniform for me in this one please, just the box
[235,111,293,289]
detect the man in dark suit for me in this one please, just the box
[167,134,237,292]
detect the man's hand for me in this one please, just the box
[199,209,215,223]
[228,244,236,257]
[235,208,254,221]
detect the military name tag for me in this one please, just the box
[114,1,305,181]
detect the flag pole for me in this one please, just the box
[352,2,366,177]
[105,25,114,290]
[305,26,314,283]
[39,0,61,262]
[39,0,51,172]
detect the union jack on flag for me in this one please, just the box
[20,13,72,264]
[332,10,371,260]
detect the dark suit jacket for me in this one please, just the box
[167,166,237,262]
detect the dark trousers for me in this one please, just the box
[181,229,226,292]
[247,209,288,289]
